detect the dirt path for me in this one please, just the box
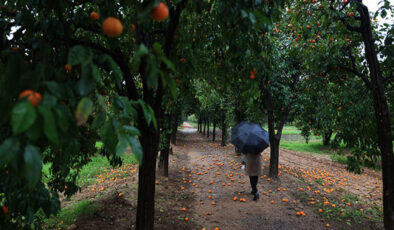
[64,122,383,230]
[172,122,383,230]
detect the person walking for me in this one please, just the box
[245,152,262,200]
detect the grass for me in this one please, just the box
[280,141,337,155]
[78,150,137,187]
[40,141,138,228]
[42,200,101,229]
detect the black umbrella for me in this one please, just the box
[231,121,270,154]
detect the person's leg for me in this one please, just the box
[252,176,259,200]
[252,176,258,192]
[249,176,255,194]
[250,176,257,194]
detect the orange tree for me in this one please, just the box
[0,0,292,229]
[287,0,393,228]
[0,0,184,229]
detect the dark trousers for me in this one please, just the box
[249,176,258,194]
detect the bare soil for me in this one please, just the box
[63,122,383,230]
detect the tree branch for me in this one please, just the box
[339,17,362,32]
[339,65,372,90]
[69,38,140,100]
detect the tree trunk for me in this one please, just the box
[357,4,394,229]
[171,115,177,145]
[159,145,169,177]
[197,118,200,132]
[323,130,332,146]
[269,137,280,178]
[136,124,159,230]
[221,118,227,147]
[134,1,185,228]
[203,118,206,135]
[213,120,216,142]
[207,119,210,138]
[159,121,172,177]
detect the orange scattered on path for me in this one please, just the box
[171,123,382,229]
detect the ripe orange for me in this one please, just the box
[180,57,186,63]
[338,106,342,111]
[185,217,189,221]
[3,206,8,214]
[182,207,186,211]
[348,12,354,17]
[131,24,136,31]
[151,2,169,21]
[12,46,18,52]
[90,11,99,20]
[250,73,255,80]
[65,64,72,72]
[102,17,123,38]
[19,90,42,106]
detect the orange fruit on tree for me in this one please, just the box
[19,90,42,106]
[102,17,123,38]
[151,2,169,21]
[3,206,8,214]
[131,24,136,31]
[185,217,189,221]
[65,64,72,72]
[90,11,99,20]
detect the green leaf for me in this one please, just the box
[241,10,248,18]
[128,136,142,164]
[139,101,157,129]
[23,145,42,190]
[123,125,141,136]
[116,135,129,157]
[54,107,69,132]
[41,92,57,107]
[135,44,149,60]
[92,112,106,129]
[45,81,63,98]
[11,101,37,135]
[77,64,96,96]
[101,118,117,154]
[38,106,58,143]
[249,12,256,24]
[75,98,94,126]
[67,45,91,66]
[97,55,122,87]
[26,119,42,141]
[0,138,20,166]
